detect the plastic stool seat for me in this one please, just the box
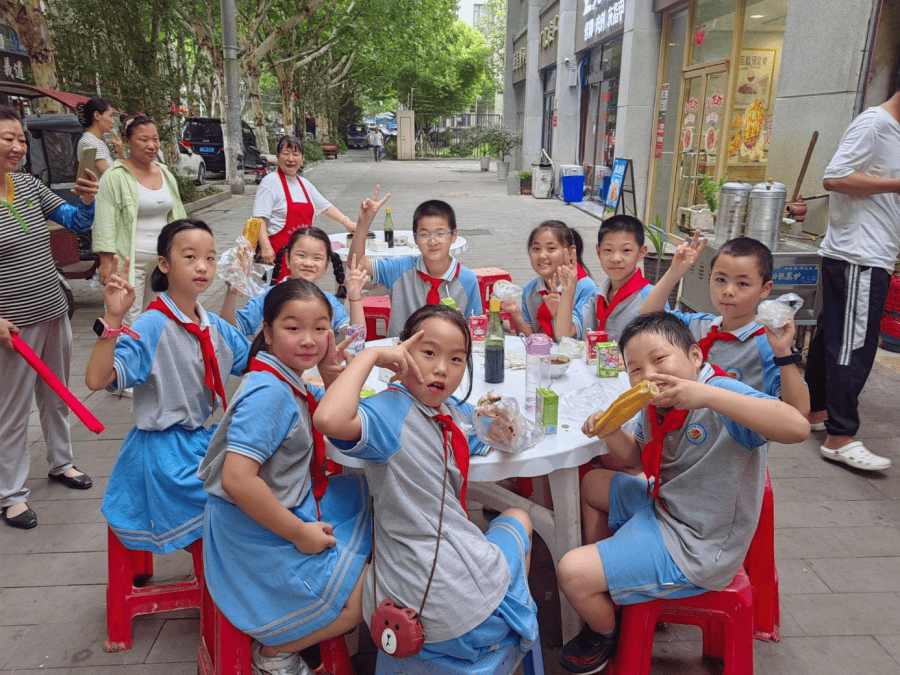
[362,296,391,340]
[375,634,544,675]
[104,527,203,652]
[472,267,514,327]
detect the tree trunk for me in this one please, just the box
[274,61,295,136]
[246,68,268,154]
[0,0,62,112]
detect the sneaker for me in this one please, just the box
[251,641,311,675]
[557,624,615,674]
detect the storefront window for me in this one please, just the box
[690,0,735,66]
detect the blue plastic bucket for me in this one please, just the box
[561,175,584,203]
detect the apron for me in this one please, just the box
[269,169,315,282]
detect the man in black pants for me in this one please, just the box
[805,74,900,472]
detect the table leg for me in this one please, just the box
[547,466,583,643]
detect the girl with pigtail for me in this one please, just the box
[222,226,368,339]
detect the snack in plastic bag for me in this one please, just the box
[473,391,544,454]
[755,293,803,331]
[491,280,523,303]
[217,221,273,298]
[557,336,586,359]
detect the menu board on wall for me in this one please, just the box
[575,0,626,53]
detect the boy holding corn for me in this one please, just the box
[554,313,809,674]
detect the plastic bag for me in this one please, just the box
[473,393,544,454]
[561,381,631,424]
[491,280,523,303]
[217,235,273,298]
[557,336,586,359]
[755,293,803,331]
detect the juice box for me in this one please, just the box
[596,342,620,378]
[468,315,488,342]
[536,388,558,435]
[441,297,458,310]
[585,330,609,364]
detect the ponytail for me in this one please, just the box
[331,251,347,299]
[269,245,289,285]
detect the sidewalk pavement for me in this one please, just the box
[2,151,899,675]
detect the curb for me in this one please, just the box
[185,189,233,214]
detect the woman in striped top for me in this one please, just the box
[0,106,100,529]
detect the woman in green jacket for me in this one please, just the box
[93,115,187,325]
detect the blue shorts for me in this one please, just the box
[596,473,706,605]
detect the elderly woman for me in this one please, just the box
[254,135,356,281]
[0,105,99,529]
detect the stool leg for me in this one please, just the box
[132,549,153,584]
[105,528,135,652]
[217,610,253,675]
[319,636,354,675]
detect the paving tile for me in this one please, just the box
[0,584,105,625]
[774,500,900,529]
[27,456,114,480]
[767,454,859,479]
[65,665,198,675]
[771,476,890,502]
[23,498,105,524]
[775,558,832,595]
[0,551,106,587]
[777,603,807,638]
[807,557,900,593]
[767,435,822,460]
[22,474,110,501]
[775,526,843,559]
[783,592,900,636]
[0,624,29,670]
[0,522,107,554]
[67,438,129,458]
[754,636,900,675]
[145,618,201,663]
[875,635,900,666]
[70,422,133,442]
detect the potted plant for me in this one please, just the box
[483,125,523,181]
[643,214,679,307]
[692,173,726,231]
[517,170,533,195]
[461,127,490,171]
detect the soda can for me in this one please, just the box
[341,323,366,357]
[468,315,489,342]
[585,330,609,364]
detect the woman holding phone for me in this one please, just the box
[76,97,121,176]
[93,115,186,325]
[0,105,99,529]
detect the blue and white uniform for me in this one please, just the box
[101,294,250,554]
[371,255,481,337]
[235,285,350,337]
[332,385,538,662]
[670,310,781,397]
[198,352,370,646]
[581,280,663,341]
[520,275,597,340]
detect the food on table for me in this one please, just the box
[593,379,659,436]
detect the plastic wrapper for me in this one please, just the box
[217,234,273,298]
[473,392,544,454]
[755,293,803,331]
[559,381,638,435]
[557,337,586,359]
[491,280,523,303]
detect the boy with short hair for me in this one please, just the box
[639,234,809,416]
[350,198,481,337]
[556,312,810,674]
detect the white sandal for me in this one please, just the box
[810,421,826,432]
[820,441,892,471]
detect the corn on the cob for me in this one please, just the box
[594,380,658,436]
[242,217,264,248]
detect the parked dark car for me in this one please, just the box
[345,123,369,149]
[181,117,265,173]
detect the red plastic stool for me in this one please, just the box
[362,296,391,340]
[198,591,356,675]
[743,471,779,641]
[472,268,515,324]
[104,527,203,652]
[609,569,755,675]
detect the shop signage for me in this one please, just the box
[576,0,626,52]
[655,83,668,160]
[512,33,527,85]
[539,4,560,71]
[0,24,33,85]
[772,264,818,285]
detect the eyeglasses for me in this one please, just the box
[414,230,452,242]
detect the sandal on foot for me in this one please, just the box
[820,441,892,471]
[810,422,826,432]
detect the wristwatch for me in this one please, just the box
[773,347,802,367]
[93,318,140,340]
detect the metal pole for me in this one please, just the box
[221,0,245,195]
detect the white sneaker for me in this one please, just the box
[251,641,311,675]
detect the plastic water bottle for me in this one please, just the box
[524,333,552,411]
[484,298,505,384]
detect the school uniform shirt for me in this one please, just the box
[670,310,780,398]
[235,285,350,338]
[331,385,514,645]
[633,364,770,590]
[581,280,661,342]
[520,275,597,340]
[100,293,251,554]
[198,352,371,645]
[371,255,481,337]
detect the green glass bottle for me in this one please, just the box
[383,207,394,248]
[484,297,504,383]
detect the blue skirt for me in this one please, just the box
[204,474,371,646]
[102,425,214,555]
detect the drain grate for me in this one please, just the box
[458,228,494,236]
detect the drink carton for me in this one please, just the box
[596,342,620,378]
[586,330,609,364]
[536,388,558,434]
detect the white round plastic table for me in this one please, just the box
[326,335,630,642]
[328,230,468,261]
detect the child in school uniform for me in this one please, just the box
[315,304,538,664]
[85,219,250,555]
[220,226,368,338]
[199,279,370,675]
[557,313,809,674]
[639,234,810,417]
[349,196,481,337]
[502,220,597,342]
[578,215,666,342]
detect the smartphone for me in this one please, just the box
[76,147,97,181]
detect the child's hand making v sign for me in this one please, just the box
[552,251,583,340]
[347,185,392,279]
[639,230,707,315]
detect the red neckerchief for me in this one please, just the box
[595,269,650,331]
[147,298,227,410]
[269,168,314,282]
[247,357,328,519]
[433,412,471,515]
[416,262,460,305]
[536,265,589,340]
[643,364,729,511]
[697,324,766,361]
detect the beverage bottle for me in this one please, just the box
[383,208,394,248]
[524,333,552,411]
[484,297,505,384]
